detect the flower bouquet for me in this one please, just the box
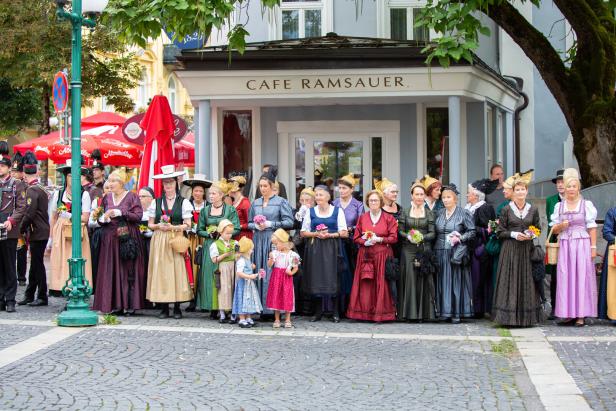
[291,255,301,267]
[57,202,71,214]
[487,219,499,234]
[91,206,104,221]
[408,229,424,244]
[254,214,267,225]
[138,224,149,233]
[258,268,266,279]
[160,214,171,225]
[206,225,219,239]
[525,225,541,239]
[362,230,375,241]
[315,223,328,232]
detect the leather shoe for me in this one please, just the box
[28,299,48,307]
[6,302,16,313]
[0,301,6,311]
[173,308,182,319]
[331,314,340,323]
[310,314,322,322]
[17,298,33,306]
[158,308,170,319]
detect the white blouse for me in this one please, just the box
[465,200,486,215]
[509,201,531,219]
[300,205,348,232]
[549,199,598,229]
[50,189,92,216]
[147,197,193,221]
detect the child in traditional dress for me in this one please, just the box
[266,229,300,328]
[232,237,263,328]
[210,219,238,324]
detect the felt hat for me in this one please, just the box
[152,164,186,180]
[470,178,499,195]
[0,141,11,167]
[551,169,565,184]
[56,159,90,176]
[238,236,254,254]
[11,152,24,172]
[22,151,38,175]
[216,219,235,234]
[182,173,213,189]
[91,149,105,171]
[441,183,460,195]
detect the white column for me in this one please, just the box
[448,96,462,190]
[416,103,425,178]
[197,100,211,178]
[505,111,515,176]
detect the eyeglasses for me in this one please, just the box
[368,199,381,203]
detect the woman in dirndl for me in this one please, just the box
[599,207,616,322]
[196,179,240,317]
[146,165,194,320]
[182,174,212,312]
[300,185,348,322]
[49,160,93,296]
[550,168,598,326]
[229,173,252,240]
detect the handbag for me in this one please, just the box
[545,226,559,265]
[450,244,469,265]
[169,231,190,254]
[194,245,203,266]
[360,259,375,280]
[530,244,545,263]
[415,248,437,277]
[385,256,400,281]
[214,268,221,289]
[485,234,501,256]
[609,243,616,268]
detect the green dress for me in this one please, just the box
[196,204,240,310]
[397,207,436,320]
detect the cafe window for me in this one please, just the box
[222,110,253,182]
[276,0,331,40]
[426,107,449,184]
[168,77,177,114]
[381,0,429,42]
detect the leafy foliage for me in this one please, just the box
[0,1,141,132]
[0,78,41,135]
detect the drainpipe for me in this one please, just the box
[503,76,529,172]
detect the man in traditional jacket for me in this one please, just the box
[17,151,50,307]
[0,142,27,312]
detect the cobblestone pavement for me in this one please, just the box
[552,341,616,411]
[2,284,616,409]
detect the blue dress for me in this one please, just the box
[232,256,263,315]
[248,195,294,313]
[599,207,616,319]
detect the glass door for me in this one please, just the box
[293,134,374,206]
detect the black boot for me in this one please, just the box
[310,298,323,322]
[158,304,170,319]
[185,300,196,312]
[173,303,182,319]
[331,297,340,323]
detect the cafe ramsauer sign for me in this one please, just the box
[246,75,407,91]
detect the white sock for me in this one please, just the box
[219,310,225,320]
[247,318,254,324]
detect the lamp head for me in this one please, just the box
[83,0,109,15]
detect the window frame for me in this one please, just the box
[270,0,333,40]
[168,76,177,114]
[377,0,434,41]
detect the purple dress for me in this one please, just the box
[552,199,598,318]
[333,197,365,304]
[93,192,146,313]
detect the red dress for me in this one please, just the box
[346,212,398,322]
[234,196,253,240]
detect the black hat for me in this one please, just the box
[470,178,499,195]
[0,141,11,167]
[23,151,38,175]
[11,152,24,172]
[551,169,564,184]
[441,183,460,195]
[56,159,90,176]
[91,149,104,171]
[81,155,93,177]
[260,165,278,184]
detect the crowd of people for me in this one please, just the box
[0,142,613,330]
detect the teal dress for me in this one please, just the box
[196,204,240,310]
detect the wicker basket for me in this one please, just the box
[609,244,616,268]
[545,226,559,265]
[62,224,73,239]
[169,231,190,254]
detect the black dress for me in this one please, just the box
[469,202,496,316]
[491,204,544,326]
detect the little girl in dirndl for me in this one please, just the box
[266,229,300,328]
[232,237,263,328]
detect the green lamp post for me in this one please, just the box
[55,0,108,327]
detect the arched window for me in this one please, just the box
[136,69,148,110]
[168,76,177,114]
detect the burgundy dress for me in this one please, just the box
[93,192,146,313]
[234,196,253,240]
[346,212,398,322]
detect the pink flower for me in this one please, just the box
[161,215,171,224]
[254,214,267,225]
[316,224,328,232]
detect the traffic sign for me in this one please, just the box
[52,71,69,113]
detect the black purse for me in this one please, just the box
[118,219,139,261]
[530,244,545,263]
[385,256,400,281]
[194,246,203,266]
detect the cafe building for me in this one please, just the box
[175,34,521,206]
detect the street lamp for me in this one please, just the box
[55,0,108,327]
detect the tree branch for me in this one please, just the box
[485,1,576,131]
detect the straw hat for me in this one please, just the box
[272,228,290,244]
[182,173,213,189]
[216,219,235,234]
[374,177,395,194]
[238,236,254,254]
[152,164,185,180]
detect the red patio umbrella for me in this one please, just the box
[174,132,194,166]
[138,95,176,197]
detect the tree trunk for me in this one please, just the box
[573,114,616,187]
[39,84,51,135]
